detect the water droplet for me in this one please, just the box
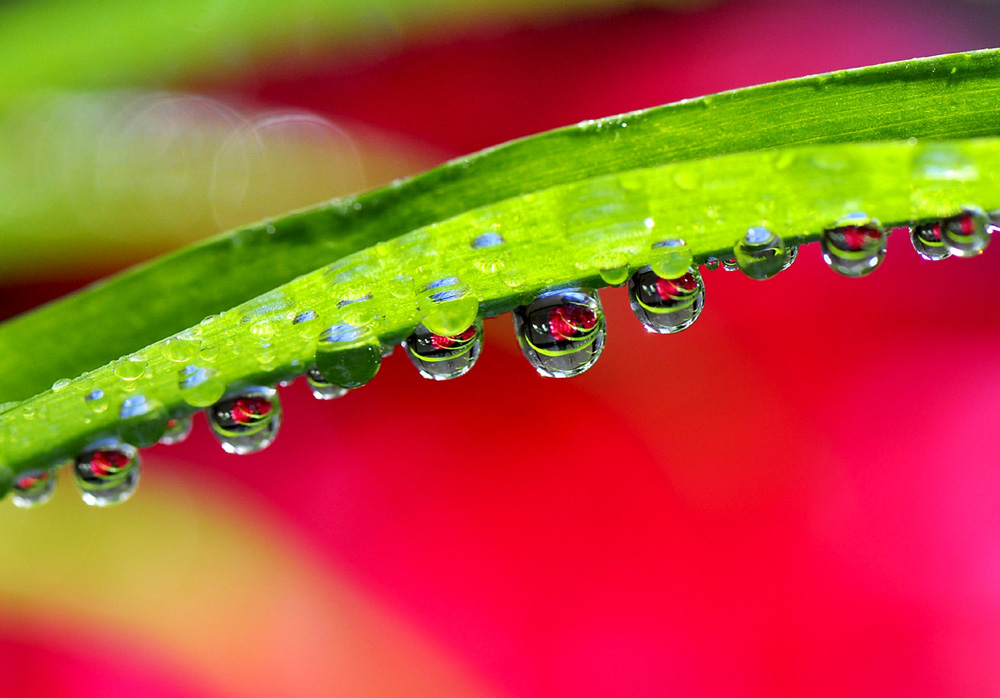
[52,378,71,392]
[404,320,483,381]
[649,239,693,280]
[472,232,504,249]
[910,221,950,261]
[114,356,147,382]
[159,415,193,445]
[11,466,57,508]
[178,365,226,408]
[940,207,990,257]
[721,257,738,272]
[389,275,415,299]
[628,267,705,334]
[704,257,720,271]
[820,213,886,277]
[419,279,479,337]
[513,289,605,378]
[208,387,281,455]
[74,440,140,506]
[118,395,169,447]
[84,388,109,414]
[306,367,349,400]
[315,324,381,389]
[733,227,791,280]
[163,336,198,363]
[293,310,317,324]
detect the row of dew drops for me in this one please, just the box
[7,206,996,509]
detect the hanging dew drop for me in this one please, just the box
[513,288,605,378]
[74,440,140,507]
[628,267,705,334]
[733,227,791,280]
[404,320,483,381]
[721,256,738,271]
[159,414,193,445]
[315,324,381,389]
[306,367,348,400]
[910,221,951,261]
[178,365,226,408]
[704,257,720,271]
[207,387,281,455]
[118,395,169,447]
[940,207,990,257]
[820,212,886,277]
[11,466,57,508]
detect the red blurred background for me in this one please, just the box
[2,0,1000,696]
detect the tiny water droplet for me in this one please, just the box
[159,415,193,445]
[704,257,720,271]
[910,221,950,261]
[513,289,605,378]
[11,466,57,508]
[306,367,349,400]
[820,213,886,277]
[178,365,226,408]
[472,232,505,249]
[315,324,381,389]
[940,207,990,257]
[118,395,169,447]
[208,387,281,455]
[163,336,198,363]
[404,320,483,381]
[74,440,140,506]
[84,389,109,414]
[114,356,147,383]
[628,267,705,334]
[649,239,693,280]
[52,378,71,392]
[721,257,738,272]
[389,275,415,299]
[733,227,791,280]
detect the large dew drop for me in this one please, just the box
[404,320,483,380]
[306,367,348,400]
[940,207,990,257]
[11,467,57,508]
[74,440,140,506]
[208,387,281,455]
[733,227,792,280]
[513,289,605,378]
[910,221,950,261]
[315,324,381,389]
[820,213,886,277]
[628,267,704,334]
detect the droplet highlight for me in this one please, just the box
[404,320,483,381]
[628,267,705,334]
[820,213,886,277]
[74,440,140,506]
[208,387,281,455]
[513,289,605,378]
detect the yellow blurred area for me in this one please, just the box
[0,92,443,282]
[0,460,501,697]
